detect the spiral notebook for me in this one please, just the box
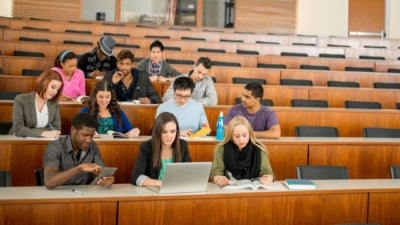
[147,162,212,194]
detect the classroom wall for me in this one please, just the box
[297,0,349,37]
[81,0,115,22]
[0,0,12,17]
[387,0,400,39]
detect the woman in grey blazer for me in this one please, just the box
[9,70,64,137]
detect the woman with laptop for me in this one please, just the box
[210,116,275,187]
[130,112,192,187]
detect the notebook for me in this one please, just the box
[148,162,212,194]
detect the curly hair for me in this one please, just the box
[87,80,122,126]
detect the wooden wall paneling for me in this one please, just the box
[369,192,400,225]
[348,0,385,34]
[12,0,81,21]
[309,145,400,179]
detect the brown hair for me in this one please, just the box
[151,112,182,169]
[116,49,134,63]
[34,70,63,101]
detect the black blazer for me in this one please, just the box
[130,139,192,185]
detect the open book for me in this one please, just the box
[97,130,128,138]
[223,179,276,191]
[76,96,90,104]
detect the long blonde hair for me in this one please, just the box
[217,116,266,152]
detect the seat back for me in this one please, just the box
[291,99,328,108]
[319,53,346,58]
[257,63,287,69]
[164,46,181,51]
[212,61,241,67]
[359,55,385,60]
[281,52,308,57]
[236,49,259,55]
[198,48,226,53]
[232,77,266,85]
[327,81,360,88]
[35,168,45,186]
[297,165,349,180]
[19,36,50,43]
[373,82,400,89]
[63,40,93,46]
[166,59,194,65]
[280,79,313,86]
[390,165,400,179]
[0,91,20,100]
[22,69,44,76]
[295,126,338,137]
[14,50,45,58]
[344,100,382,109]
[0,170,12,187]
[388,68,400,73]
[235,98,273,106]
[0,122,12,134]
[300,64,330,70]
[363,127,400,138]
[345,66,374,72]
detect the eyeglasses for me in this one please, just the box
[175,94,191,100]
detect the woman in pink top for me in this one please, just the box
[52,50,86,102]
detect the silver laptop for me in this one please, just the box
[148,162,212,194]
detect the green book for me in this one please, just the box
[284,179,316,190]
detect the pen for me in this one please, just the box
[49,123,55,130]
[72,189,82,194]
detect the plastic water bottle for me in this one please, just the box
[216,111,225,141]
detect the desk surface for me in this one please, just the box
[1,179,400,201]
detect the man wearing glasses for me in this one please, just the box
[162,57,217,106]
[156,76,209,137]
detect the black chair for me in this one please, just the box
[104,32,129,37]
[300,64,330,70]
[297,165,349,179]
[255,41,279,45]
[34,168,45,186]
[101,22,125,27]
[22,69,44,76]
[63,40,92,46]
[22,26,50,31]
[202,29,224,33]
[0,67,3,74]
[181,36,206,41]
[364,45,387,49]
[292,42,316,46]
[14,50,45,58]
[0,170,12,187]
[359,55,385,60]
[397,103,400,109]
[295,126,339,137]
[232,77,266,85]
[236,50,259,55]
[281,52,308,57]
[280,79,313,86]
[65,29,92,34]
[219,39,244,43]
[212,61,241,67]
[19,37,50,43]
[0,122,13,134]
[373,82,400,89]
[235,98,273,106]
[390,165,400,179]
[114,43,140,49]
[257,63,287,69]
[198,48,226,53]
[388,68,400,73]
[291,99,328,108]
[327,44,351,48]
[166,59,194,65]
[145,35,170,39]
[319,53,346,58]
[363,127,400,138]
[345,67,374,72]
[344,100,382,109]
[0,91,20,100]
[327,81,360,88]
[164,46,181,51]
[169,27,191,31]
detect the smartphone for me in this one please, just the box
[90,167,118,185]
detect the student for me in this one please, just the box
[103,49,160,103]
[136,40,180,82]
[77,35,117,78]
[210,116,274,186]
[9,70,63,138]
[162,56,217,106]
[131,112,192,187]
[224,82,281,139]
[52,50,86,102]
[43,112,115,189]
[80,80,140,138]
[156,76,209,137]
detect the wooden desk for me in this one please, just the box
[1,180,399,225]
[1,136,400,186]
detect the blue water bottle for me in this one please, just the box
[216,111,224,141]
